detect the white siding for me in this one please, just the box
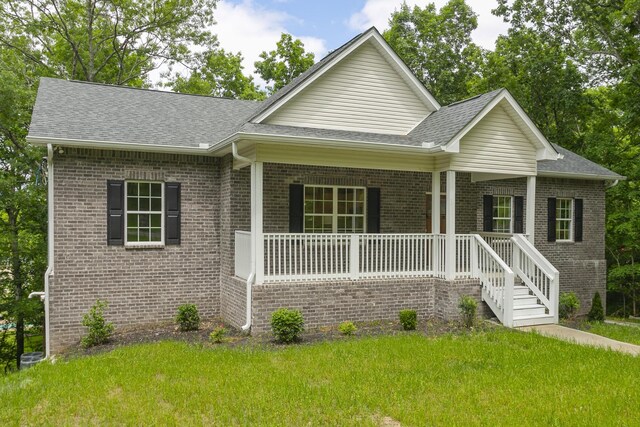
[265,42,432,134]
[449,105,537,175]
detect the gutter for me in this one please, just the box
[29,144,53,357]
[606,179,620,189]
[232,141,254,331]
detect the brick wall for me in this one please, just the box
[50,148,220,352]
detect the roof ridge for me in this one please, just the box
[40,77,261,103]
[445,88,504,108]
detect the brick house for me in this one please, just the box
[28,28,622,355]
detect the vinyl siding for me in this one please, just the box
[265,42,431,134]
[449,105,537,175]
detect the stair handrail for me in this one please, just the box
[510,234,560,322]
[472,234,515,327]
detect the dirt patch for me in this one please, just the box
[61,317,499,358]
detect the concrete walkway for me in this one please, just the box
[520,324,640,356]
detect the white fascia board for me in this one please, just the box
[253,28,440,124]
[537,170,626,181]
[471,172,529,182]
[208,132,446,155]
[442,90,559,161]
[27,135,211,156]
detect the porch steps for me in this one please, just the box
[511,286,555,327]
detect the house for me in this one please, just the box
[28,27,623,355]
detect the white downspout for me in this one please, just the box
[606,179,619,189]
[29,144,53,357]
[232,142,255,331]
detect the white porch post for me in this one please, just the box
[526,176,536,244]
[445,170,456,280]
[431,171,440,274]
[251,162,264,284]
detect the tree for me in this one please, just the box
[384,0,484,105]
[167,49,265,100]
[0,0,219,86]
[254,33,315,95]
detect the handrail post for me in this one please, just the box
[350,234,359,280]
[470,236,478,277]
[551,274,560,322]
[504,271,515,327]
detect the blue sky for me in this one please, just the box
[201,0,509,86]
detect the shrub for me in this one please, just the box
[588,292,605,322]
[559,292,580,320]
[176,304,200,331]
[458,295,478,328]
[81,300,114,348]
[271,308,304,343]
[399,310,417,331]
[209,326,227,344]
[338,321,357,336]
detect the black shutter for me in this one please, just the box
[289,184,304,232]
[514,196,524,234]
[165,182,181,245]
[547,197,557,242]
[574,198,583,242]
[366,188,381,233]
[482,195,493,232]
[107,180,124,245]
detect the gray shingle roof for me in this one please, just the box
[29,77,261,148]
[538,144,624,180]
[408,89,504,146]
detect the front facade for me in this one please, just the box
[28,28,622,354]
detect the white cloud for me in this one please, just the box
[347,0,509,50]
[214,0,328,86]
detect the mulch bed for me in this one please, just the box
[61,317,500,359]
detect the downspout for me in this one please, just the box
[606,179,619,189]
[29,144,53,357]
[232,142,255,331]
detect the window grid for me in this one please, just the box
[492,196,512,233]
[126,182,164,244]
[556,198,573,241]
[304,185,366,233]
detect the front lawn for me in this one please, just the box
[1,329,639,425]
[579,321,640,346]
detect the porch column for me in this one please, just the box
[251,162,264,284]
[431,171,441,276]
[445,170,456,280]
[526,176,536,244]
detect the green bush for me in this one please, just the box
[399,310,417,331]
[559,292,580,320]
[81,300,115,348]
[271,308,304,343]
[338,321,357,336]
[176,304,200,331]
[209,326,227,344]
[588,292,605,322]
[458,295,478,328]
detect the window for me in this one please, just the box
[126,182,164,244]
[492,196,512,233]
[304,186,365,233]
[556,198,573,241]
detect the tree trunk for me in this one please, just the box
[8,209,24,368]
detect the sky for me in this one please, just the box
[212,0,510,86]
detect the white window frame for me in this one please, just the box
[124,181,165,247]
[492,195,513,233]
[556,198,574,242]
[303,185,367,233]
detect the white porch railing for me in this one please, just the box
[234,231,252,280]
[473,235,515,325]
[511,234,560,322]
[479,232,514,267]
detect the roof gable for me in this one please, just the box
[253,27,440,130]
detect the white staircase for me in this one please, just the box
[473,234,559,328]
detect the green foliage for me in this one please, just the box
[209,326,227,344]
[559,292,580,320]
[384,0,484,104]
[458,295,477,328]
[176,304,200,332]
[399,310,417,331]
[271,308,304,343]
[80,300,114,348]
[338,321,357,336]
[588,292,605,322]
[254,33,315,94]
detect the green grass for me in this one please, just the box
[582,322,640,346]
[1,329,639,426]
[609,316,640,324]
